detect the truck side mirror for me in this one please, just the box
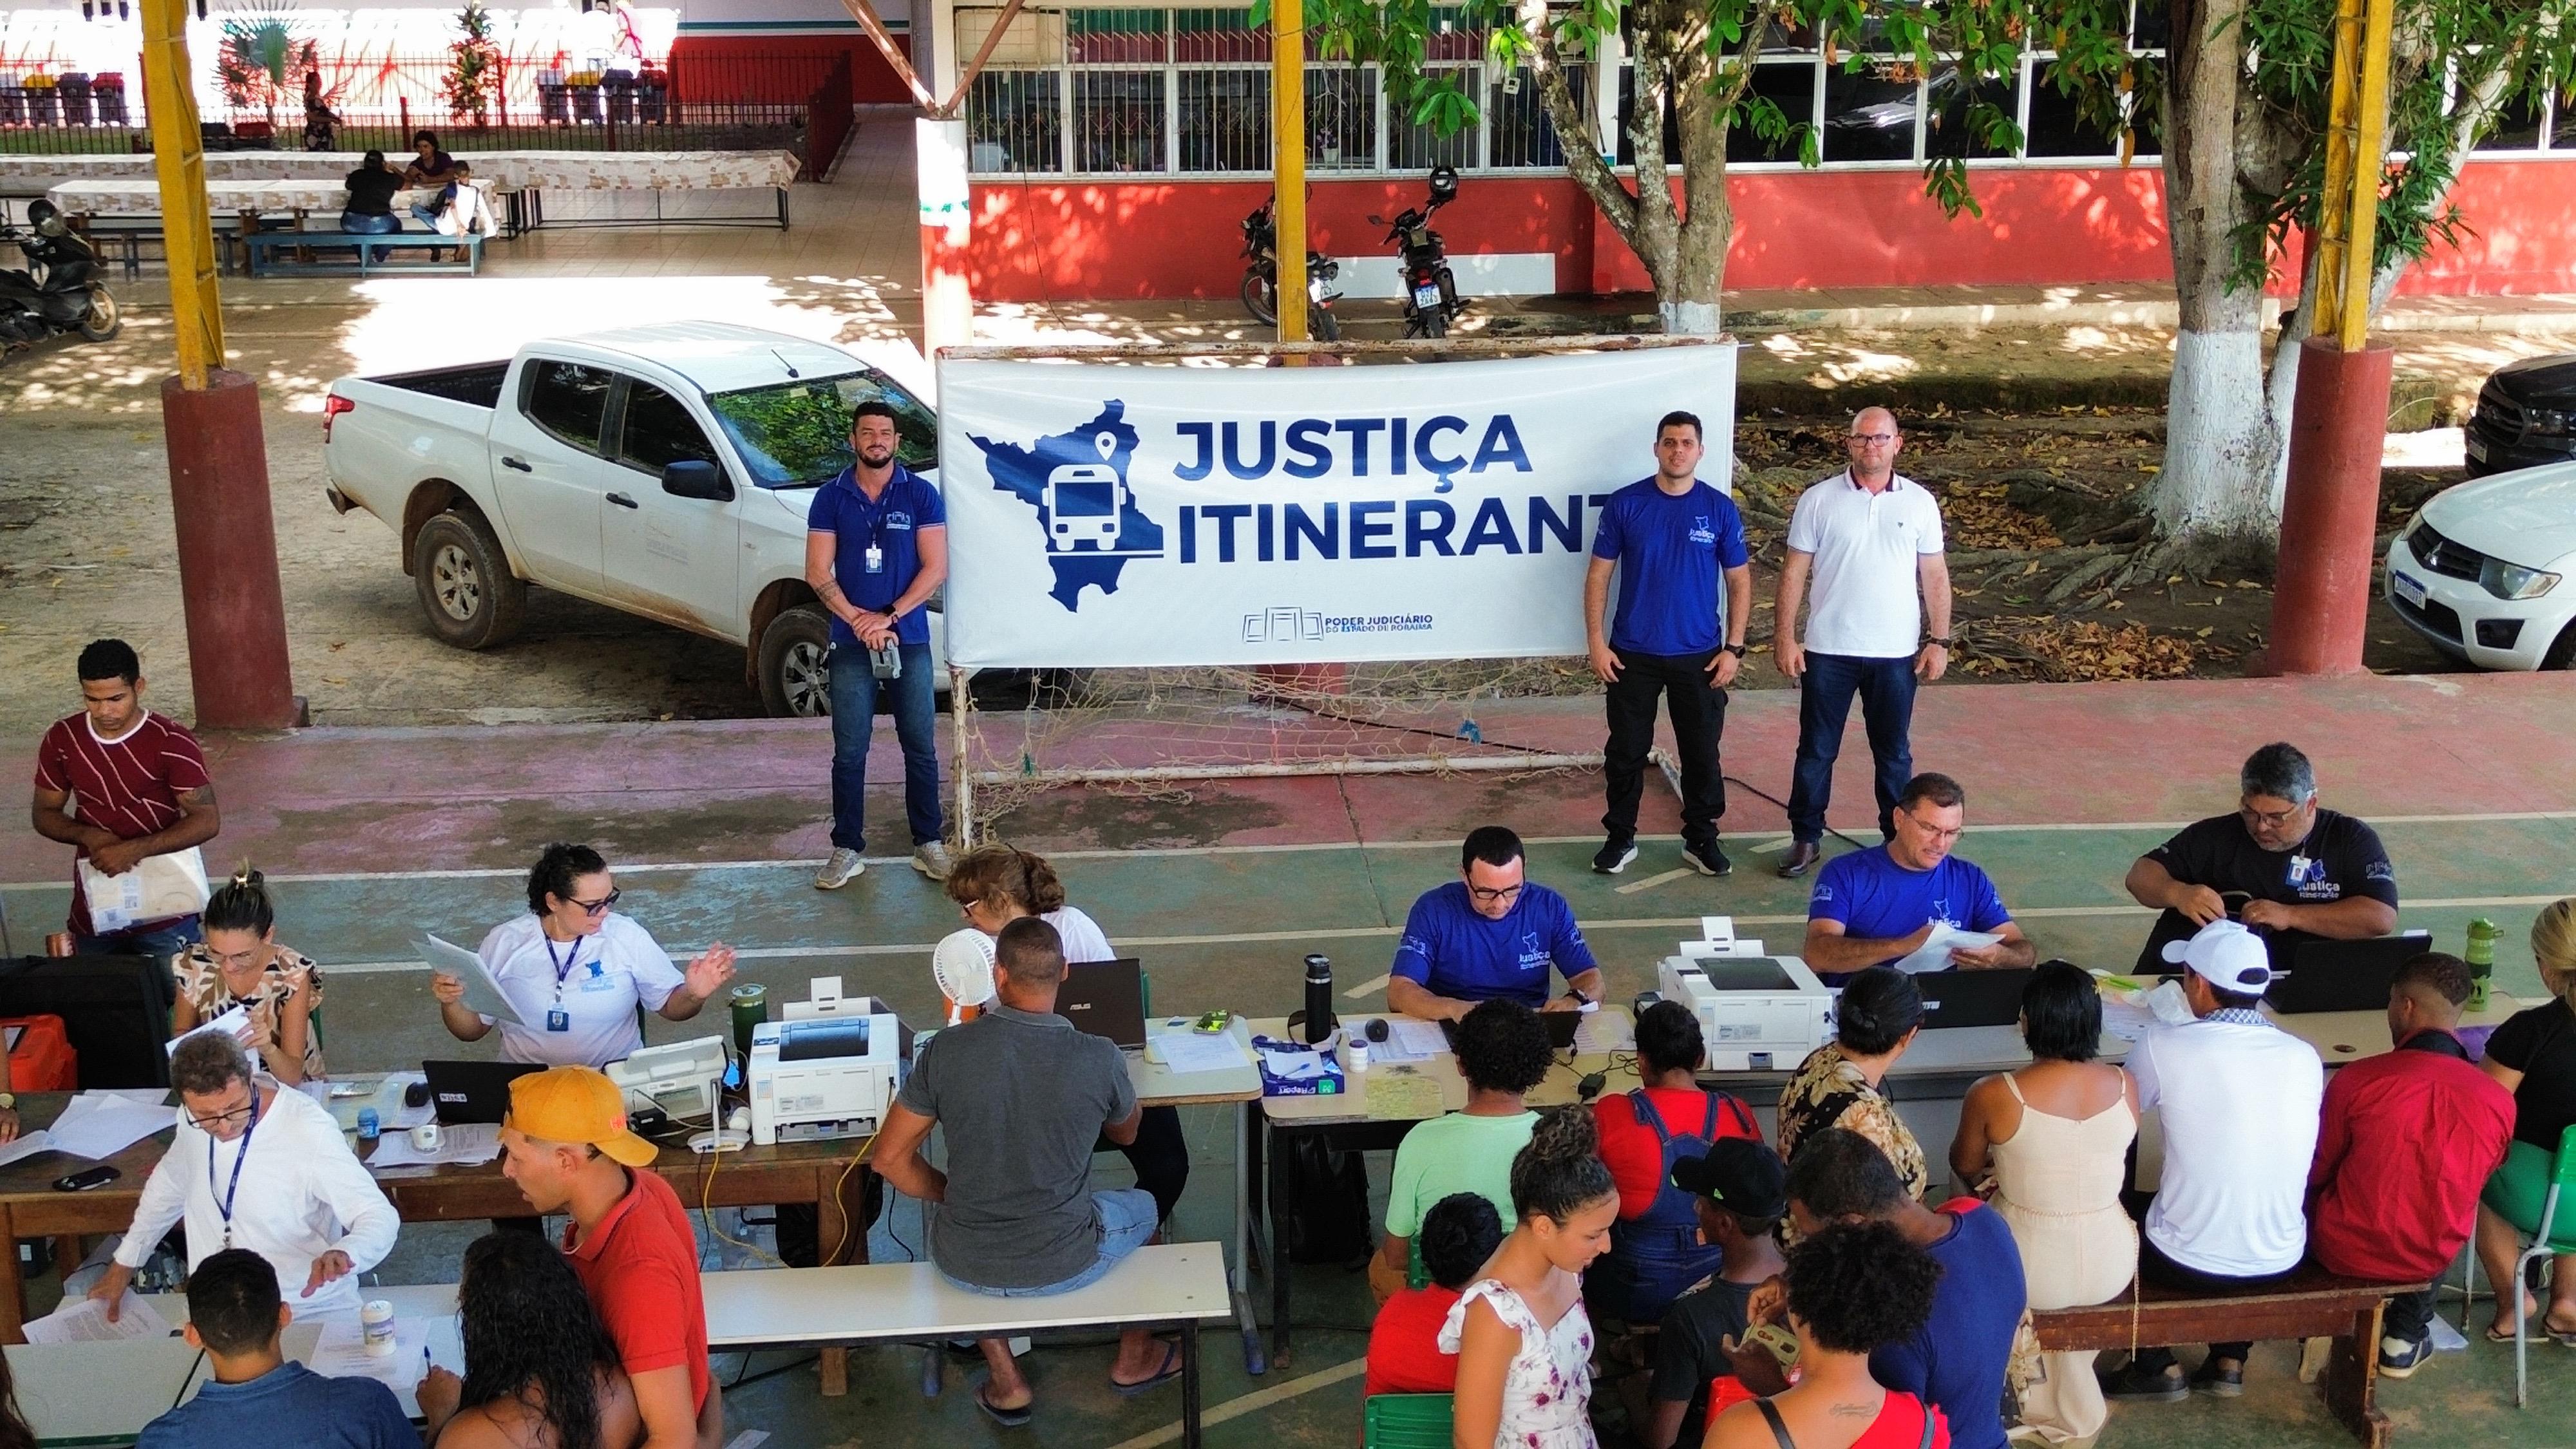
[661,459,731,501]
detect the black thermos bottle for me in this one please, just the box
[1302,953,1337,1045]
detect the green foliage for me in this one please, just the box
[215,0,307,113]
[442,0,504,120]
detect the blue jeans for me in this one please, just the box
[1786,652,1918,842]
[339,209,397,263]
[828,641,943,851]
[940,1188,1159,1297]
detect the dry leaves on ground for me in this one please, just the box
[1960,616,2225,683]
[1928,482,2062,552]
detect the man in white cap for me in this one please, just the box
[2101,919,2324,1403]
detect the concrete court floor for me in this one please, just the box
[3,670,2575,1447]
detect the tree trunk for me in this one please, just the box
[1663,18,1728,336]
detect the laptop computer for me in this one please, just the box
[1054,958,1150,1050]
[2265,932,2436,1015]
[1916,966,2036,1030]
[1439,1008,1584,1051]
[422,1059,545,1125]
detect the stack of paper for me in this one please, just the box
[1146,1031,1250,1076]
[46,1093,176,1160]
[0,1131,56,1169]
[363,1121,502,1169]
[167,1004,252,1056]
[22,1293,169,1344]
[1893,925,2004,974]
[310,1316,429,1393]
[1378,1019,1448,1063]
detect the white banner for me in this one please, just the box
[937,345,1739,668]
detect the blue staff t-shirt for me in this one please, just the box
[806,462,945,648]
[1806,844,2011,985]
[136,1362,421,1449]
[1871,1203,2025,1449]
[1590,477,1750,657]
[1390,881,1596,1008]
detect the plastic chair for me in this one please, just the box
[1363,1393,1455,1449]
[2514,1124,2576,1406]
[1407,1236,1428,1291]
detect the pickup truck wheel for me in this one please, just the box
[412,512,526,649]
[758,605,835,717]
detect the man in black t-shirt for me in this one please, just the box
[1640,1138,1788,1449]
[2123,741,2398,975]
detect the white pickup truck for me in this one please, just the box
[320,321,951,716]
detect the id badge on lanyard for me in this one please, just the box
[546,937,581,1032]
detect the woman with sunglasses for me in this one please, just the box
[432,842,737,1068]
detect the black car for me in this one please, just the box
[2463,352,2576,477]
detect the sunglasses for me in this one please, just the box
[564,889,621,916]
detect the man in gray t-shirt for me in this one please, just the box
[874,918,1175,1424]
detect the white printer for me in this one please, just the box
[746,978,908,1145]
[1656,918,1833,1071]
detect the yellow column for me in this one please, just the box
[2337,0,2397,350]
[138,0,222,389]
[1272,0,1307,345]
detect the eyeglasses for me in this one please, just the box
[2239,801,2309,829]
[1899,813,1964,844]
[1847,433,1898,446]
[564,888,621,916]
[188,1100,256,1131]
[1467,884,1526,904]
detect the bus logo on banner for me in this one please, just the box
[938,344,1739,670]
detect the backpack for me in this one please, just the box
[1285,1135,1375,1268]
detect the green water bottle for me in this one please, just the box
[2466,917,2501,1013]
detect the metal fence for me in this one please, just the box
[0,51,855,175]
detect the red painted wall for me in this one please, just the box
[669,31,914,106]
[964,156,2576,303]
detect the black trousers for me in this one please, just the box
[2129,1235,2300,1373]
[2383,1285,2437,1346]
[1101,1105,1191,1224]
[1602,647,1727,846]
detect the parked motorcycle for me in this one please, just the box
[1238,200,1343,342]
[0,200,120,355]
[1370,165,1463,339]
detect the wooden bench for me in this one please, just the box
[243,229,484,277]
[2031,1267,2423,1449]
[701,1241,1234,1447]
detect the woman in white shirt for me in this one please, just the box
[91,1032,397,1321]
[431,842,737,1068]
[943,844,1186,1222]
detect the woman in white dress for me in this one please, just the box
[943,844,1188,1223]
[1442,1107,1620,1449]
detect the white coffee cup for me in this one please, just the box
[410,1122,441,1151]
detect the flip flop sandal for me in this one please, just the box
[1112,1338,1185,1396]
[972,1376,1034,1428]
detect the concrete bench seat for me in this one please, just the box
[2031,1265,2424,1449]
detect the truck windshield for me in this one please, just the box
[706,372,938,488]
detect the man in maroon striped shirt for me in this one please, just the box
[30,640,222,965]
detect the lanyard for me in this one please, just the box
[210,1091,263,1249]
[545,936,584,1005]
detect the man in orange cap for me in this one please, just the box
[496,1065,717,1449]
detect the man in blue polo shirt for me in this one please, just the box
[1584,410,1753,880]
[1388,826,1602,1021]
[1803,772,2033,985]
[807,400,951,886]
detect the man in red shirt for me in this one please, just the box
[2307,952,2515,1378]
[498,1066,718,1449]
[29,640,220,963]
[1363,1191,1503,1399]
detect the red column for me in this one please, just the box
[2266,337,2396,676]
[164,369,303,728]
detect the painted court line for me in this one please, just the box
[5,805,2570,893]
[1614,867,1697,895]
[302,890,2571,977]
[1100,1355,1368,1449]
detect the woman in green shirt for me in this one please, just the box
[1372,998,1556,1302]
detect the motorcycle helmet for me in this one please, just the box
[25,200,68,239]
[1426,165,1459,205]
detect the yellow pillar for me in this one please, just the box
[2337,0,2397,350]
[138,0,222,389]
[1272,0,1307,345]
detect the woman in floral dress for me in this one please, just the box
[1443,1108,1621,1449]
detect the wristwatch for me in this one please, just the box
[1922,636,1954,649]
[0,1094,17,1110]
[1721,643,1747,658]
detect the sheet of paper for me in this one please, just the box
[1258,1048,1326,1081]
[0,1130,55,1168]
[2099,998,2159,1043]
[81,1088,173,1105]
[362,1121,501,1169]
[1575,1010,1636,1056]
[22,1292,169,1344]
[419,932,525,1027]
[1147,1030,1249,1076]
[1387,1019,1449,1059]
[166,1004,252,1059]
[1892,925,2004,975]
[44,1094,176,1160]
[309,1315,428,1394]
[1367,1028,1432,1065]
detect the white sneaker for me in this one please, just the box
[912,841,954,881]
[813,848,866,889]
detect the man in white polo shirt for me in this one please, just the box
[1773,408,1953,878]
[2101,918,2324,1403]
